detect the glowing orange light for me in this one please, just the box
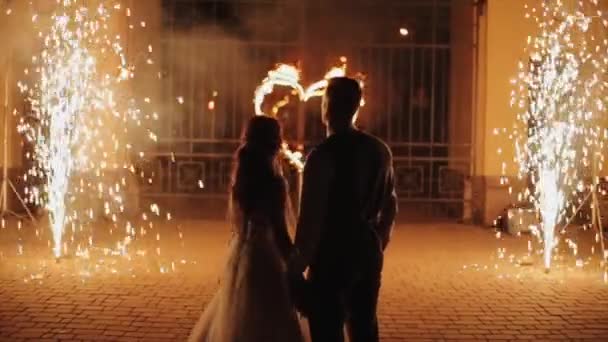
[253,59,365,172]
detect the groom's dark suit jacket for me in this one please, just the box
[294,127,397,274]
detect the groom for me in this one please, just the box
[290,77,397,342]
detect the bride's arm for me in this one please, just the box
[272,183,294,261]
[228,195,245,237]
[273,213,293,261]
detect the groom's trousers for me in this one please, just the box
[307,236,383,342]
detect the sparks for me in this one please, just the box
[510,0,608,270]
[18,0,162,258]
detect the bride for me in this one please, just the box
[188,116,304,342]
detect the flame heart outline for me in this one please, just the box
[253,62,364,171]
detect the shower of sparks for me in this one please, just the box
[16,0,164,260]
[253,60,364,171]
[509,0,608,270]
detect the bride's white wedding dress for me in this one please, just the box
[188,218,304,342]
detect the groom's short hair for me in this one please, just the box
[326,77,362,125]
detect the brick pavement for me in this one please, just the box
[1,219,608,341]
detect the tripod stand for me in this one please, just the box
[0,52,36,222]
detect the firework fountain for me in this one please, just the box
[510,0,608,271]
[17,0,160,259]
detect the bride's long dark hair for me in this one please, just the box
[230,116,288,225]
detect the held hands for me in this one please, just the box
[287,248,306,276]
[287,249,312,316]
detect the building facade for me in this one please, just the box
[0,0,603,224]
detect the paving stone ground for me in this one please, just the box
[1,218,608,341]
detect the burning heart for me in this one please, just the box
[253,61,364,171]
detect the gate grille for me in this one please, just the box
[145,0,469,216]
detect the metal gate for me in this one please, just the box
[144,0,469,217]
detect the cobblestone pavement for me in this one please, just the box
[1,219,608,341]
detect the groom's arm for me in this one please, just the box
[291,149,331,274]
[376,150,397,250]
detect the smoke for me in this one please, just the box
[156,9,304,144]
[156,8,358,146]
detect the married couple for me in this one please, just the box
[188,77,397,342]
